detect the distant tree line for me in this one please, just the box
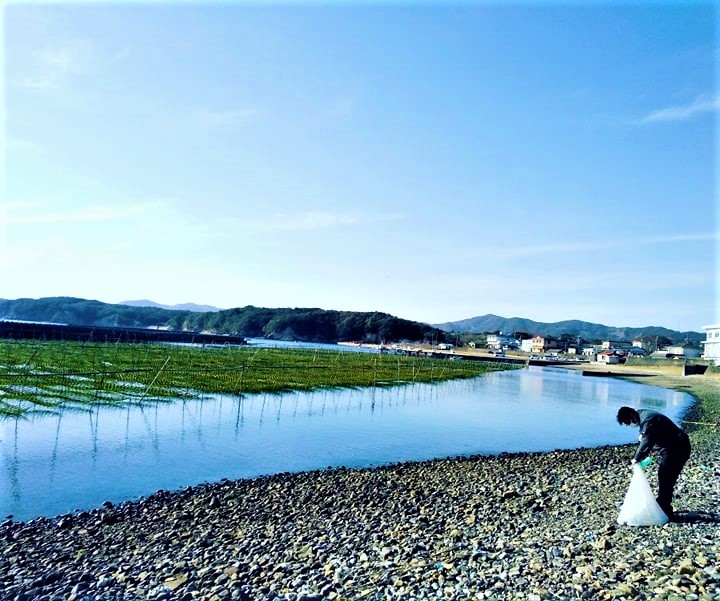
[169,306,446,344]
[0,298,446,345]
[0,297,188,329]
[437,314,703,346]
[0,297,695,346]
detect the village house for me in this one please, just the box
[701,324,720,365]
[521,336,548,354]
[666,344,701,359]
[486,334,518,350]
[597,351,621,364]
[601,340,632,351]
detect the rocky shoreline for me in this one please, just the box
[2,380,719,600]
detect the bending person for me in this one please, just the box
[616,406,691,521]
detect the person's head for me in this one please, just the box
[617,406,640,426]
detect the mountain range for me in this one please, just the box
[0,297,443,345]
[0,297,704,345]
[120,299,221,313]
[433,314,704,345]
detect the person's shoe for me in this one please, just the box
[656,498,674,521]
[662,506,675,521]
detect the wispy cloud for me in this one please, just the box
[5,137,43,153]
[200,108,261,126]
[638,94,719,124]
[15,41,93,91]
[17,74,62,91]
[502,232,716,258]
[110,47,131,64]
[273,211,367,231]
[326,98,357,119]
[243,210,403,232]
[3,200,165,225]
[11,39,95,91]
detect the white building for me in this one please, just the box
[598,351,621,364]
[666,345,701,359]
[486,334,518,350]
[528,336,549,354]
[702,324,720,366]
[601,340,632,350]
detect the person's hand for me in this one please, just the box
[630,458,637,467]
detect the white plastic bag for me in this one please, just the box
[617,464,669,526]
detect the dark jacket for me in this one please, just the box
[634,409,688,462]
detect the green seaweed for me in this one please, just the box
[0,340,517,417]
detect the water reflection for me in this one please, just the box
[0,367,693,521]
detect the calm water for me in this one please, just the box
[0,367,692,521]
[245,337,377,352]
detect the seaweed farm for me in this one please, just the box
[0,340,516,417]
[0,365,693,521]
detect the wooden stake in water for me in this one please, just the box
[138,356,171,403]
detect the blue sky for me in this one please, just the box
[2,1,717,332]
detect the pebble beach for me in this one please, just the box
[2,372,719,601]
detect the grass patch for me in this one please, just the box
[628,372,720,451]
[0,340,518,417]
[570,358,720,451]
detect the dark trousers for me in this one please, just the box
[656,433,691,518]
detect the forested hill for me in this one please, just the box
[0,297,190,329]
[1,297,702,345]
[169,306,443,344]
[433,314,703,345]
[0,297,445,345]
